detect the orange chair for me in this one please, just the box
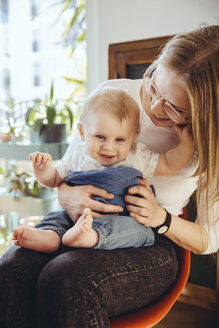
[110,207,191,328]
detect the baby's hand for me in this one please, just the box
[29,152,52,170]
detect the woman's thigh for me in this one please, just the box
[0,245,55,328]
[37,235,178,328]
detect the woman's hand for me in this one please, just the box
[57,183,123,222]
[124,179,166,228]
[125,179,209,254]
[173,123,194,152]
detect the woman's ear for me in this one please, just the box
[77,122,85,140]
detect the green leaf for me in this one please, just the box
[60,0,77,15]
[61,76,86,85]
[50,82,54,104]
[46,106,56,127]
[61,0,85,40]
[69,5,83,30]
[0,167,4,175]
[25,107,36,124]
[33,118,44,131]
[77,30,85,42]
[65,105,74,129]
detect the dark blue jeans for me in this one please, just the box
[0,235,178,328]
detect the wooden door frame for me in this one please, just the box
[108,35,172,79]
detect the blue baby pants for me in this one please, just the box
[36,211,155,250]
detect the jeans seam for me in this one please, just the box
[94,256,172,286]
[87,256,173,327]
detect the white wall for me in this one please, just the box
[86,0,219,93]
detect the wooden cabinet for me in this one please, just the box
[108,35,172,80]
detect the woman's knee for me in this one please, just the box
[37,250,97,301]
[0,246,53,328]
[36,249,108,328]
[0,245,53,298]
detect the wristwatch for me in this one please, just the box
[156,210,172,234]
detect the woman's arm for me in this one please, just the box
[124,181,209,254]
[57,182,123,222]
[164,214,208,254]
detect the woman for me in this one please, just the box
[0,25,218,328]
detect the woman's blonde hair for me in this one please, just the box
[80,86,140,133]
[145,25,219,224]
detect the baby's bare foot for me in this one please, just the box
[13,226,60,253]
[62,208,99,248]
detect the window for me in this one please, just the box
[31,0,38,19]
[0,0,8,24]
[3,68,10,90]
[0,0,86,116]
[33,63,41,86]
[32,30,40,52]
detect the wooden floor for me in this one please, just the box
[156,301,219,328]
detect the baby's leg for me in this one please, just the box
[92,215,155,250]
[12,227,61,253]
[62,208,99,248]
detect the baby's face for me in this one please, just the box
[81,110,138,167]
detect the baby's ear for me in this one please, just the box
[77,122,85,140]
[134,131,140,140]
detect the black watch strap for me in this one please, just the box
[155,210,172,234]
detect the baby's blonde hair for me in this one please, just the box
[80,86,140,133]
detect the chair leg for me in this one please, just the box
[217,250,219,293]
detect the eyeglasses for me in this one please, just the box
[144,76,191,124]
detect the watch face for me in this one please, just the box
[157,226,168,234]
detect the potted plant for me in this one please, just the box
[25,83,74,143]
[0,101,27,143]
[0,116,27,143]
[0,163,57,226]
[6,164,49,199]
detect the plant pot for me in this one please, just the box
[31,124,67,144]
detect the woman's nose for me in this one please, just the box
[151,98,166,114]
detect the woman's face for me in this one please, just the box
[141,64,191,127]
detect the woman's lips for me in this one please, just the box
[153,114,170,122]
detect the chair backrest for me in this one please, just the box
[110,207,191,328]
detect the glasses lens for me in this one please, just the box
[145,78,158,99]
[145,76,191,124]
[164,103,185,124]
[149,81,159,99]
